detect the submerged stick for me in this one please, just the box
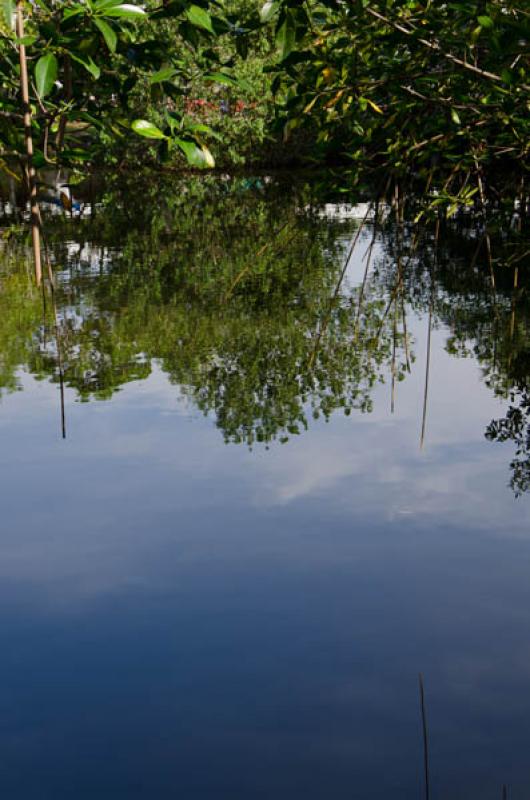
[353,200,380,341]
[391,187,402,414]
[224,220,292,301]
[391,295,397,413]
[420,304,433,450]
[401,289,411,374]
[308,204,372,370]
[473,155,501,375]
[44,246,66,439]
[419,673,431,800]
[420,220,438,450]
[16,0,42,286]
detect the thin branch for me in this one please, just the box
[365,7,530,91]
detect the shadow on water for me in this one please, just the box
[1,172,530,493]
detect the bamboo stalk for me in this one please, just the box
[16,0,42,286]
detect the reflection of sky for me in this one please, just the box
[1,283,530,797]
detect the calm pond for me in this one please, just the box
[1,174,530,799]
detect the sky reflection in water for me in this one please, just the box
[0,179,530,799]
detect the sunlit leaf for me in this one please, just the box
[175,138,215,168]
[260,1,278,23]
[93,18,117,53]
[0,0,14,30]
[185,5,214,34]
[204,72,238,86]
[132,119,168,139]
[35,53,58,98]
[98,3,146,19]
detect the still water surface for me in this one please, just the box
[1,176,529,798]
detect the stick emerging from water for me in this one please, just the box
[420,220,438,450]
[419,673,431,800]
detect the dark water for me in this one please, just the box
[1,175,530,798]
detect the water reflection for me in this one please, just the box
[2,176,409,445]
[1,175,530,798]
[1,174,529,486]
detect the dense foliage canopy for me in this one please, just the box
[1,0,528,186]
[266,0,529,193]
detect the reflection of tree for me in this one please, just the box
[0,176,409,446]
[0,243,47,395]
[486,388,530,497]
[373,208,530,494]
[2,175,528,473]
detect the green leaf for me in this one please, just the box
[70,53,101,80]
[94,0,124,7]
[34,53,58,98]
[477,15,493,28]
[451,108,461,125]
[62,6,86,21]
[175,138,215,168]
[149,67,178,84]
[187,122,221,140]
[185,5,214,34]
[276,16,296,61]
[260,1,278,23]
[203,71,238,86]
[131,119,168,139]
[93,18,117,53]
[98,3,146,18]
[14,35,38,46]
[1,0,15,30]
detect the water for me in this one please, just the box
[1,175,529,798]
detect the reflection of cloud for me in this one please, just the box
[252,321,530,532]
[256,435,363,504]
[1,316,530,610]
[252,416,525,532]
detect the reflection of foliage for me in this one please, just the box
[2,174,528,473]
[0,176,408,446]
[372,201,530,495]
[486,389,530,497]
[124,288,399,446]
[0,243,45,395]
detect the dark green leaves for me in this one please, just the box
[276,18,295,60]
[70,53,101,79]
